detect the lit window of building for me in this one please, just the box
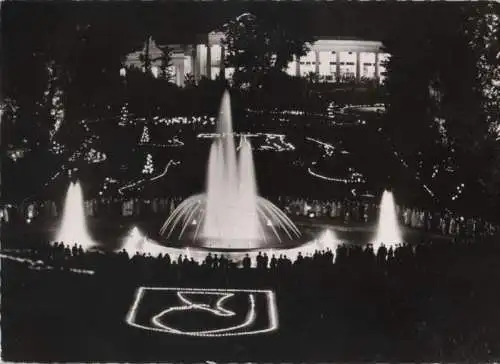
[360,52,376,79]
[210,44,222,79]
[338,51,356,82]
[123,33,389,87]
[318,51,336,82]
[299,49,316,77]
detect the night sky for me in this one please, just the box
[2,1,469,44]
[1,1,475,98]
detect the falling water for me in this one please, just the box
[161,90,301,249]
[372,190,403,250]
[318,229,339,247]
[237,138,260,239]
[55,181,95,249]
[202,92,262,245]
[122,226,144,253]
[203,141,223,238]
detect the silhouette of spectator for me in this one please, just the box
[263,252,269,269]
[256,252,264,269]
[242,253,251,269]
[205,253,213,268]
[270,254,277,270]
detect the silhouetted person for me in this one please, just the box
[296,252,304,266]
[388,246,394,261]
[270,254,277,270]
[242,254,251,269]
[205,253,213,268]
[256,252,264,269]
[377,244,388,263]
[163,253,171,266]
[278,254,285,270]
[325,248,334,264]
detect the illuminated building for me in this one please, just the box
[123,32,389,87]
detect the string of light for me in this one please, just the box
[126,287,279,337]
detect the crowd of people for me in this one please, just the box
[3,195,498,240]
[4,231,497,280]
[2,234,499,361]
[280,197,498,238]
[5,240,337,274]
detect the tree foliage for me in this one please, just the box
[463,3,500,139]
[383,3,500,216]
[222,13,314,90]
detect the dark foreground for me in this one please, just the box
[2,239,500,362]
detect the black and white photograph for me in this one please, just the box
[1,1,500,362]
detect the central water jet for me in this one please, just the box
[160,91,300,249]
[203,93,260,241]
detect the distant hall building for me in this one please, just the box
[123,32,389,87]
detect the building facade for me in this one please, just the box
[123,32,389,87]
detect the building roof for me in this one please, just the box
[314,36,377,42]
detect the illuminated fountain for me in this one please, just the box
[122,226,145,253]
[371,190,403,250]
[273,228,340,263]
[121,225,169,256]
[317,229,339,250]
[160,91,300,249]
[55,181,96,249]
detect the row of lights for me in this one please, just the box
[118,115,216,128]
[198,132,288,139]
[139,138,185,148]
[451,183,465,201]
[126,287,278,337]
[118,160,180,195]
[245,108,305,116]
[0,252,94,275]
[80,119,92,133]
[378,128,439,200]
[49,89,65,140]
[151,115,216,127]
[431,165,440,179]
[261,134,295,152]
[308,167,366,184]
[306,137,340,158]
[340,103,385,114]
[199,132,296,152]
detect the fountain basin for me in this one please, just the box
[160,193,301,250]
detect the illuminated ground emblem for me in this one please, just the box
[126,287,278,337]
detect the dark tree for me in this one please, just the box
[157,45,174,82]
[383,3,500,217]
[222,12,314,90]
